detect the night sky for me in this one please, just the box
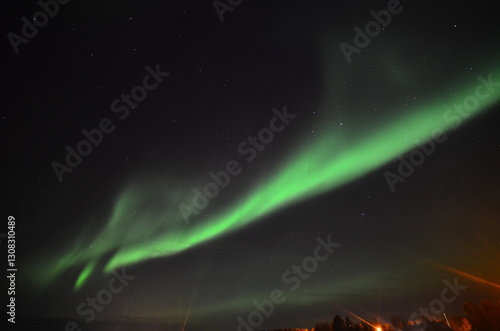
[2,1,500,330]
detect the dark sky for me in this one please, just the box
[2,1,500,330]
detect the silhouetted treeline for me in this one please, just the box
[312,314,454,331]
[315,316,373,331]
[463,299,500,331]
[265,299,500,331]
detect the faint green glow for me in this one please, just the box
[32,69,500,290]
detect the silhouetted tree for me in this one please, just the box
[333,315,346,331]
[389,315,405,330]
[464,299,500,331]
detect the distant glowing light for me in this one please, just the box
[334,303,380,329]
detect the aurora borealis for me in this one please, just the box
[4,1,500,330]
[34,70,500,291]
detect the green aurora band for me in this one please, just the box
[32,69,500,291]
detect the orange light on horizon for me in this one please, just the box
[333,303,380,329]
